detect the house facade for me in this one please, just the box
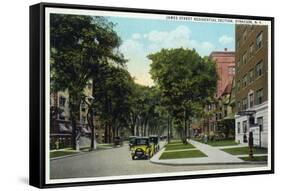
[50,81,103,149]
[201,49,235,137]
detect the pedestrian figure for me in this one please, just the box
[204,134,208,144]
[55,139,59,150]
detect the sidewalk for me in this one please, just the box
[150,140,250,165]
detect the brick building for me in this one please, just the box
[201,49,235,137]
[234,25,268,148]
[210,49,236,98]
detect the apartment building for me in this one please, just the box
[235,24,268,148]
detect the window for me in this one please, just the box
[237,122,241,134]
[80,116,86,124]
[228,66,235,75]
[256,88,263,105]
[249,69,254,83]
[59,110,65,120]
[243,29,247,41]
[237,39,240,49]
[87,82,92,89]
[237,101,241,111]
[237,59,241,68]
[243,120,247,133]
[249,43,254,57]
[59,96,66,107]
[237,80,241,90]
[256,32,263,49]
[257,117,263,132]
[242,52,247,64]
[249,93,254,108]
[81,102,86,112]
[242,97,248,110]
[242,75,247,87]
[256,60,263,77]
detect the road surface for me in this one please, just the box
[50,143,266,179]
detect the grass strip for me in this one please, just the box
[221,147,268,155]
[207,140,238,147]
[239,156,268,161]
[165,143,195,151]
[50,150,78,158]
[160,149,207,160]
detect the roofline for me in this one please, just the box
[210,51,235,55]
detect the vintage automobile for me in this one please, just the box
[128,136,137,149]
[113,136,123,147]
[149,135,160,152]
[131,137,154,160]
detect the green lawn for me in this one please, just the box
[193,138,238,147]
[207,140,238,147]
[165,142,195,151]
[50,150,78,158]
[169,140,183,144]
[239,156,268,162]
[160,150,207,160]
[221,147,268,155]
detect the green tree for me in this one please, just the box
[149,48,217,142]
[50,14,125,150]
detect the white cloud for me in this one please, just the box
[219,35,234,45]
[120,25,215,86]
[131,33,141,40]
[145,25,191,49]
[143,25,214,55]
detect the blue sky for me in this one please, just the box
[108,17,235,86]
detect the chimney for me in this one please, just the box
[224,48,228,52]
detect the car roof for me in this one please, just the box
[136,137,149,139]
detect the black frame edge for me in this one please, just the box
[29,2,275,189]
[40,2,274,21]
[270,17,275,174]
[29,3,45,188]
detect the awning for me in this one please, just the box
[59,123,72,133]
[82,127,91,134]
[223,113,235,120]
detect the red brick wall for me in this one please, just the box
[210,50,235,98]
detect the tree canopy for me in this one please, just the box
[50,14,126,149]
[149,48,217,140]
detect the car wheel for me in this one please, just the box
[132,156,135,160]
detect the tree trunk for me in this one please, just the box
[183,109,187,144]
[167,115,170,143]
[70,112,77,150]
[87,109,96,151]
[104,123,109,143]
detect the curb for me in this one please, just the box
[50,147,114,161]
[150,160,267,166]
[150,141,168,162]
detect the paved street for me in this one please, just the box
[50,143,266,179]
